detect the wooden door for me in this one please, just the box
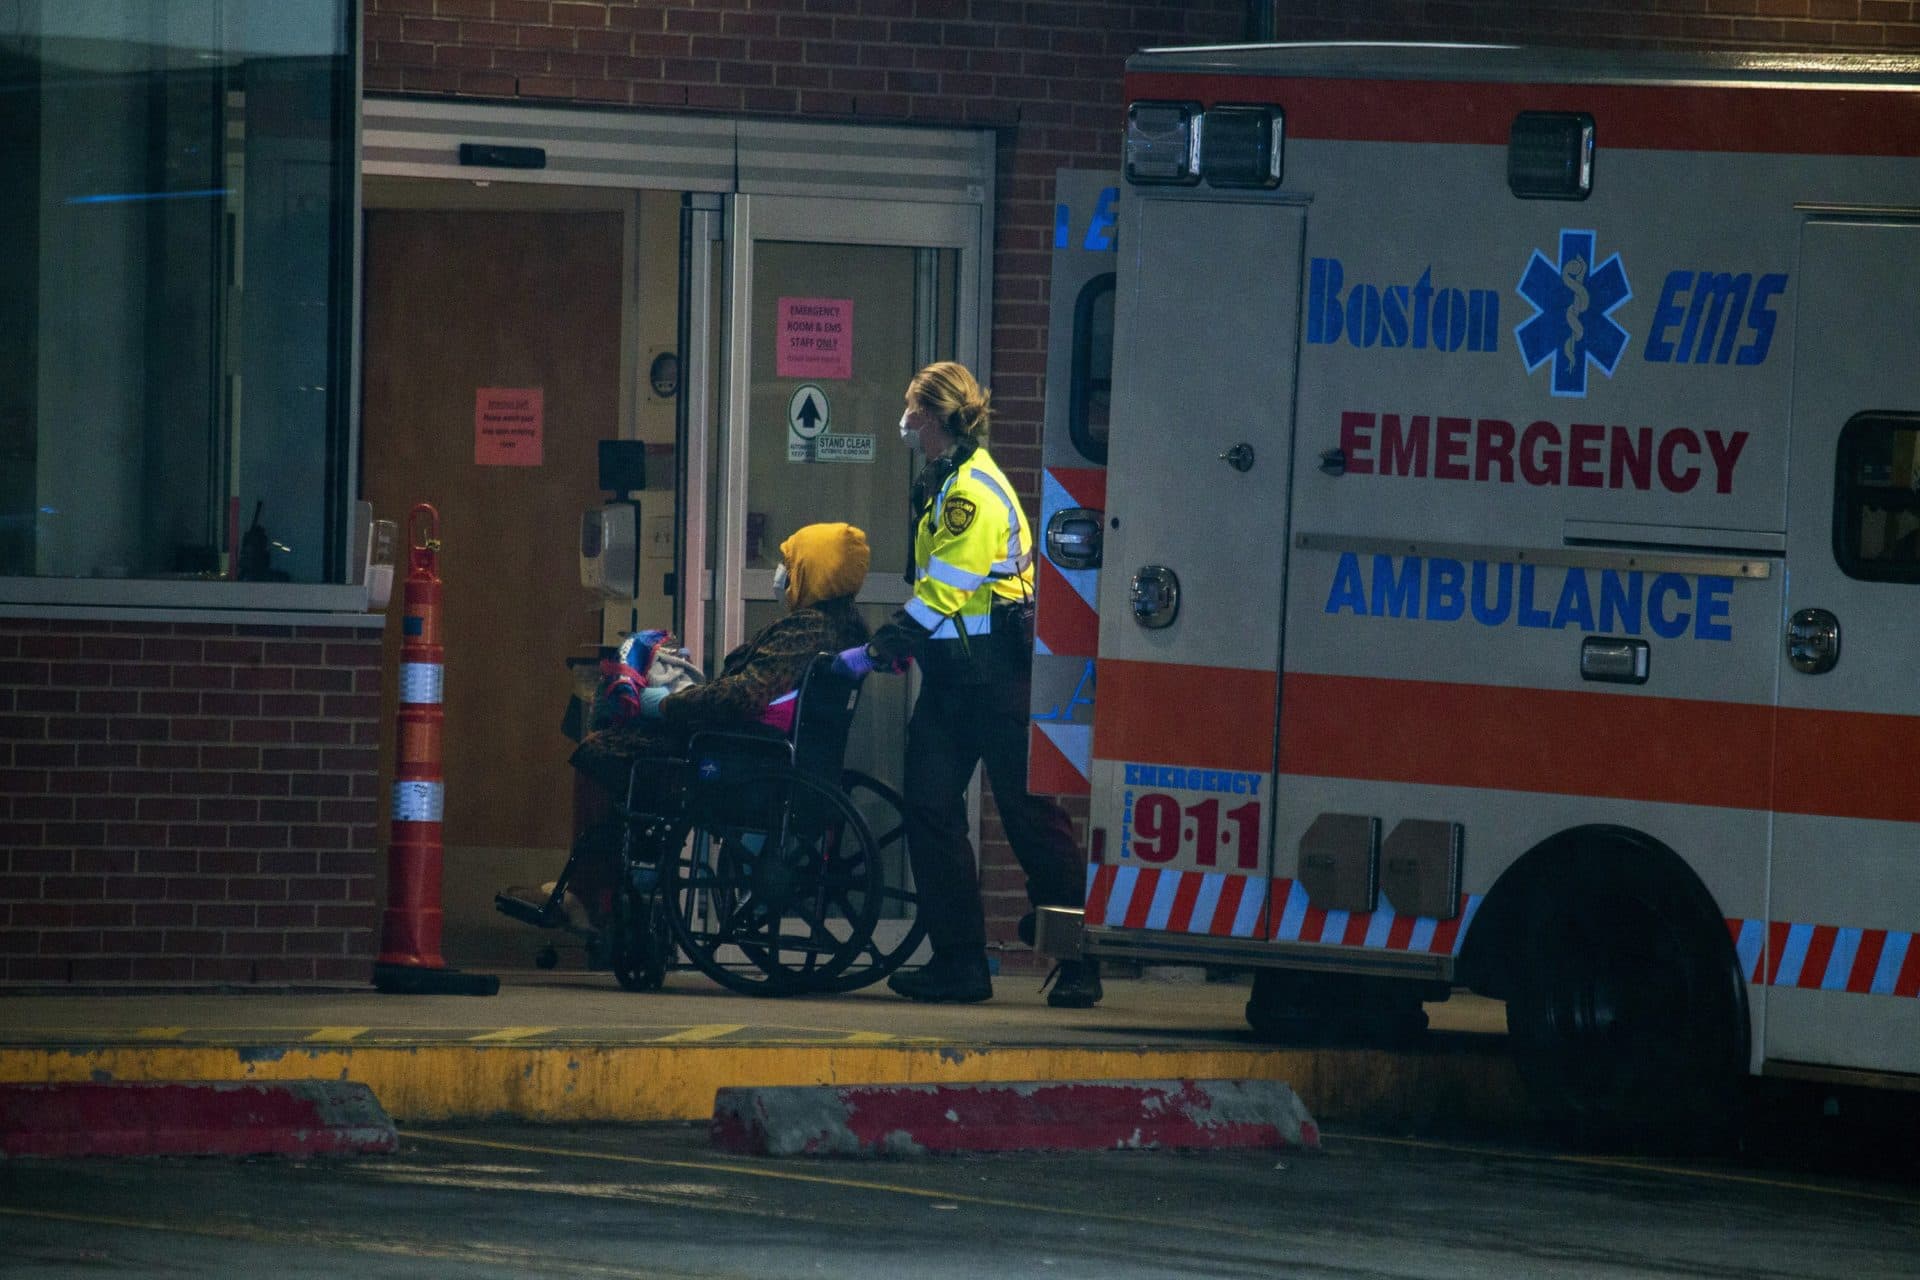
[362,210,620,963]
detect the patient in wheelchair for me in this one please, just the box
[559,521,873,929]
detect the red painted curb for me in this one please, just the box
[0,1080,398,1159]
[711,1078,1320,1157]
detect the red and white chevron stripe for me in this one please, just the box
[1728,917,1920,997]
[1084,864,1483,954]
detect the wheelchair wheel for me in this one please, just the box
[801,770,928,994]
[610,876,671,992]
[664,767,885,995]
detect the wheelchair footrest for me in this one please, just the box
[493,893,558,928]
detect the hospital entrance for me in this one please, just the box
[356,103,991,967]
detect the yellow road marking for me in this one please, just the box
[466,1027,555,1042]
[130,1027,184,1040]
[653,1024,746,1042]
[838,1030,908,1044]
[302,1027,369,1043]
[1330,1131,1920,1210]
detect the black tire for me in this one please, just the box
[664,767,885,996]
[802,770,929,994]
[1505,850,1747,1152]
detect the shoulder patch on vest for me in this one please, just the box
[942,495,977,536]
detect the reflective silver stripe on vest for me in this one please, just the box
[929,611,994,639]
[966,465,1027,571]
[925,553,987,592]
[906,597,947,631]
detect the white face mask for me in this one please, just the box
[772,562,790,594]
[898,410,915,443]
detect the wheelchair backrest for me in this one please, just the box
[787,653,862,785]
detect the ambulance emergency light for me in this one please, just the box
[1200,105,1283,189]
[1126,101,1284,189]
[1124,101,1201,184]
[1508,111,1594,200]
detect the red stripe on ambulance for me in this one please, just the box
[1122,72,1920,156]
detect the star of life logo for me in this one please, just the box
[1516,230,1632,398]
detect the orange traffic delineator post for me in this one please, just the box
[372,504,498,996]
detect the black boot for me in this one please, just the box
[888,952,993,1004]
[1043,958,1103,1009]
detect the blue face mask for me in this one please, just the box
[772,562,790,595]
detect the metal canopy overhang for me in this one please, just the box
[362,96,993,204]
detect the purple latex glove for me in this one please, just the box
[832,644,878,679]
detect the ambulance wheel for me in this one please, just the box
[1506,853,1746,1152]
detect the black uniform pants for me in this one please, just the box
[903,676,1085,959]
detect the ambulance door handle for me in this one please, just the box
[1787,608,1841,674]
[1219,443,1255,472]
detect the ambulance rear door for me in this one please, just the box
[1029,170,1118,798]
[1768,215,1920,1078]
[1085,190,1307,945]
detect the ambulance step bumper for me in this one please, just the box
[1032,906,1086,962]
[1052,914,1455,981]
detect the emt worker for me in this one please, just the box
[835,362,1100,1007]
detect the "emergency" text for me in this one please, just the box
[1338,412,1749,494]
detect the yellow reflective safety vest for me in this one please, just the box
[881,443,1036,682]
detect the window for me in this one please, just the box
[1068,272,1114,464]
[1834,413,1920,583]
[0,2,356,586]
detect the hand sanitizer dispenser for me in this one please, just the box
[579,440,648,606]
[580,503,637,597]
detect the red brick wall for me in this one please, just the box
[0,621,383,986]
[362,0,1917,965]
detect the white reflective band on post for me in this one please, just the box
[391,779,445,822]
[399,663,444,705]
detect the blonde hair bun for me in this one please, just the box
[909,361,992,446]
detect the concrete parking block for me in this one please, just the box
[710,1077,1320,1156]
[0,1080,397,1159]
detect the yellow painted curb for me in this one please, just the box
[0,1043,1523,1127]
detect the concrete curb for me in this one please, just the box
[711,1078,1321,1156]
[0,1080,398,1159]
[0,1043,1524,1129]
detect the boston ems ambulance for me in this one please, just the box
[1029,43,1920,1142]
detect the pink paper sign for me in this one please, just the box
[776,297,853,380]
[474,388,544,466]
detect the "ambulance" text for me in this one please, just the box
[1338,411,1749,495]
[1324,553,1735,642]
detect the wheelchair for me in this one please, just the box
[497,653,926,996]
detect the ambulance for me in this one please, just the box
[1029,43,1920,1143]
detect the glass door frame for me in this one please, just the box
[690,193,985,663]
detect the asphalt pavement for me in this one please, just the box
[5,1121,1919,1279]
